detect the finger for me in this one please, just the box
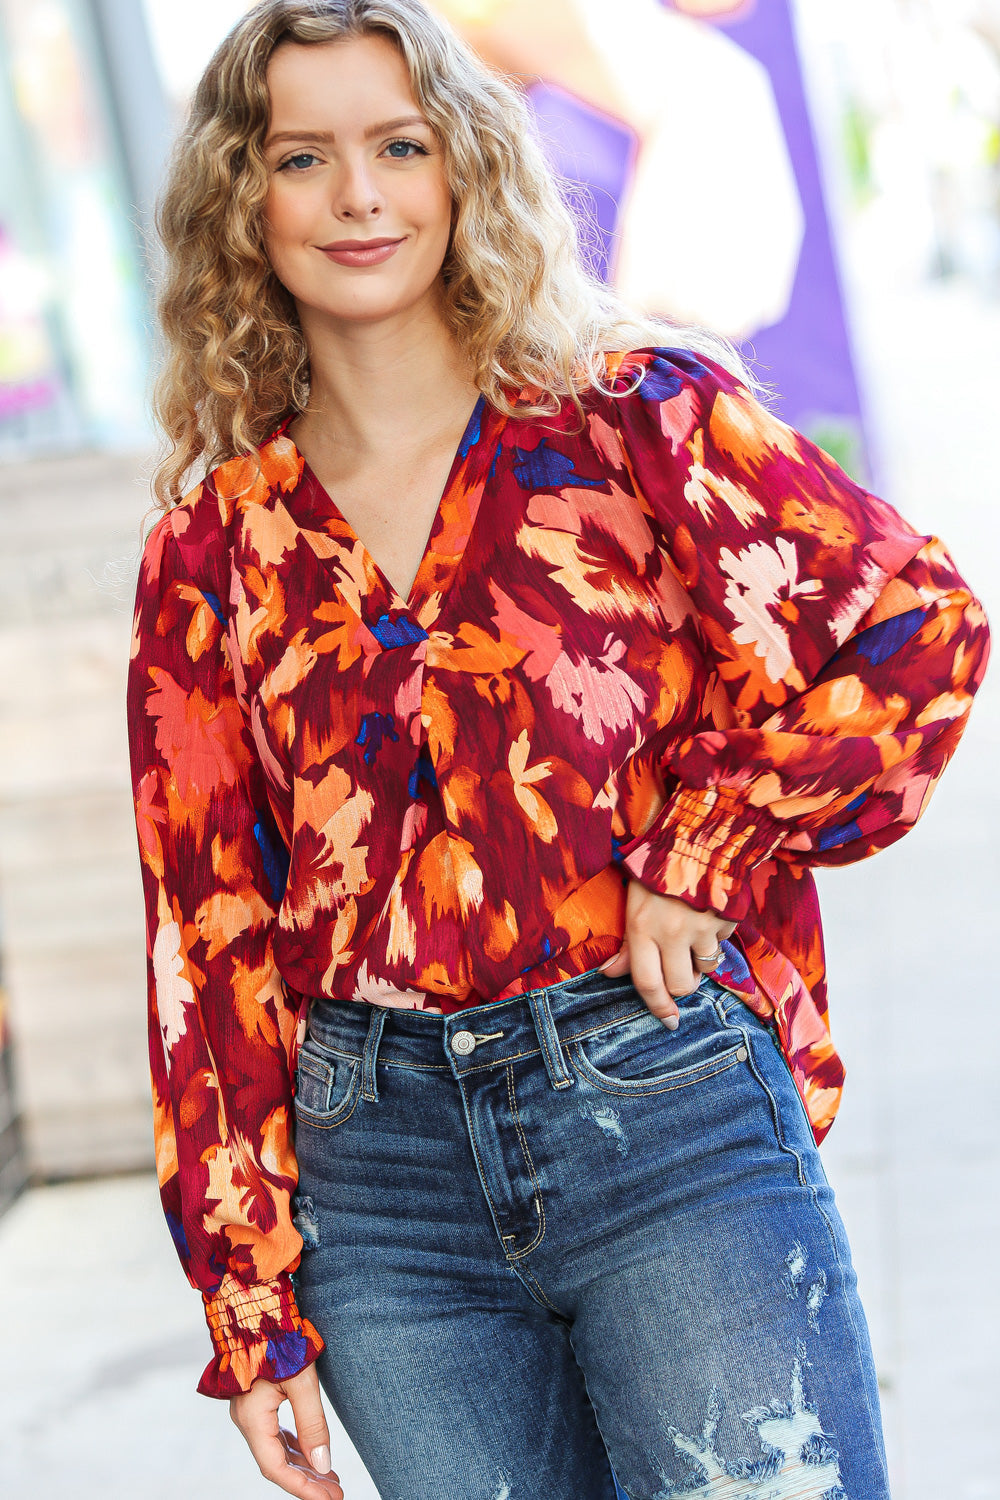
[599,940,630,976]
[232,1382,342,1500]
[661,942,700,1002]
[287,1368,335,1480]
[692,944,725,973]
[279,1432,344,1496]
[250,1426,342,1498]
[628,933,680,1026]
[691,920,737,971]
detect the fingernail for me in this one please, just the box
[311,1445,332,1474]
[662,1015,679,1031]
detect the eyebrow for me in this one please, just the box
[265,115,431,147]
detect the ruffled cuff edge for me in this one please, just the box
[620,783,785,921]
[197,1271,325,1399]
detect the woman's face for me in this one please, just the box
[262,35,453,333]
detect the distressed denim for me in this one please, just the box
[293,971,890,1500]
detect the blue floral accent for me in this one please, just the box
[853,608,924,666]
[165,1210,190,1260]
[254,816,290,903]
[513,440,603,491]
[266,1329,309,1381]
[717,939,751,984]
[357,712,399,766]
[520,935,553,974]
[817,790,869,848]
[817,819,862,851]
[408,746,437,800]
[207,1245,227,1284]
[370,613,428,650]
[199,589,226,624]
[457,396,486,458]
[637,349,711,402]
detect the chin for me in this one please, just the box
[306,282,446,328]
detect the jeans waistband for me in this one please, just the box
[304,968,679,1093]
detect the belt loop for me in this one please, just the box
[361,1004,388,1102]
[527,990,574,1091]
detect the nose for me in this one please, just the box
[332,154,383,221]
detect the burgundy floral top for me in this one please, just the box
[128,349,989,1396]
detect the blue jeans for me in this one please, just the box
[292,971,890,1500]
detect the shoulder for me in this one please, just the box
[601,345,739,402]
[589,345,746,454]
[595,345,824,479]
[140,428,304,589]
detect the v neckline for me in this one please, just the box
[282,394,497,627]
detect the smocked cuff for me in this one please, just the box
[197,1271,325,1399]
[620,784,785,921]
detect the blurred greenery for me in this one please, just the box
[802,415,868,485]
[841,96,877,209]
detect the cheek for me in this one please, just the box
[409,173,453,240]
[262,185,311,255]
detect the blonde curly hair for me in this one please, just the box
[153,0,748,505]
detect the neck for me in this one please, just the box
[294,293,479,459]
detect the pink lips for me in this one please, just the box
[318,237,404,267]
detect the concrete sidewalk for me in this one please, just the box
[0,1172,380,1499]
[1,269,998,1499]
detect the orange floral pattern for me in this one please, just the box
[128,349,989,1394]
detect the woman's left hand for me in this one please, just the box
[600,882,737,1028]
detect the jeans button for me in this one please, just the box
[451,1030,477,1056]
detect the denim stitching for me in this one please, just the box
[457,1079,513,1251]
[531,1002,562,1086]
[381,1060,451,1072]
[361,1005,387,1102]
[507,1258,561,1313]
[528,993,574,1090]
[561,1009,649,1045]
[521,969,639,1006]
[294,1059,362,1130]
[453,1046,544,1074]
[729,1026,889,1467]
[720,1018,845,1264]
[568,1041,744,1097]
[504,1063,546,1259]
[310,1045,452,1073]
[298,1053,331,1081]
[305,995,751,1075]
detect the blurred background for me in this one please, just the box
[0,1,997,1496]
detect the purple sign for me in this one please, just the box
[517,0,869,478]
[699,0,870,475]
[527,82,638,284]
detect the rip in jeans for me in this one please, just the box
[291,1192,321,1249]
[648,1247,845,1500]
[653,1355,844,1499]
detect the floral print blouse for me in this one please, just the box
[128,349,989,1396]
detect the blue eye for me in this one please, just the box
[384,138,427,159]
[279,152,320,172]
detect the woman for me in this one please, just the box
[128,2,989,1497]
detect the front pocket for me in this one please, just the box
[294,1043,361,1127]
[567,998,748,1096]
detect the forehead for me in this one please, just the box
[266,35,422,125]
